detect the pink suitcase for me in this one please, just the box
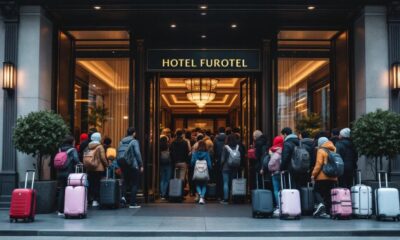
[279,171,301,219]
[67,164,87,187]
[331,188,352,219]
[64,186,87,219]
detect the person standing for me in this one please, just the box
[330,128,340,146]
[335,128,358,188]
[253,130,268,190]
[119,127,144,208]
[85,132,108,207]
[191,140,212,204]
[213,127,226,200]
[311,137,337,218]
[159,135,171,200]
[299,131,315,183]
[78,128,97,162]
[56,135,80,216]
[170,130,190,181]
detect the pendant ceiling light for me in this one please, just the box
[185,78,219,108]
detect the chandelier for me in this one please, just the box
[185,78,219,108]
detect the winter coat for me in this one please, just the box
[213,133,226,164]
[57,144,80,178]
[300,138,315,172]
[335,138,358,172]
[312,141,338,181]
[221,143,245,172]
[191,151,212,171]
[120,136,143,169]
[255,134,269,172]
[170,138,190,164]
[87,142,108,172]
[280,134,299,171]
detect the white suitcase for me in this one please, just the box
[231,172,247,199]
[351,170,372,218]
[279,171,301,220]
[375,172,400,221]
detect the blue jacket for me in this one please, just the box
[191,151,212,170]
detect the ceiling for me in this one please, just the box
[161,77,242,114]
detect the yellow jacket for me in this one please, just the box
[311,141,338,181]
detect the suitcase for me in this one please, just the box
[206,183,217,200]
[300,182,314,215]
[99,167,120,209]
[279,171,301,219]
[9,170,37,223]
[232,171,247,201]
[64,164,88,219]
[331,188,352,219]
[351,170,372,218]
[169,168,184,202]
[375,171,400,221]
[252,173,273,218]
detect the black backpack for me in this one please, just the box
[321,148,344,177]
[291,142,310,173]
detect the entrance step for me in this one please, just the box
[0,195,11,210]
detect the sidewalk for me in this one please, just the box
[1,203,400,237]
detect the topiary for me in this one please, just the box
[295,112,322,138]
[13,111,70,180]
[352,109,400,180]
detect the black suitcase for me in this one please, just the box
[169,169,183,202]
[252,173,273,218]
[300,183,314,215]
[206,183,217,200]
[99,169,120,209]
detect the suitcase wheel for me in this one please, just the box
[65,215,69,219]
[9,218,14,223]
[295,215,301,220]
[29,216,35,222]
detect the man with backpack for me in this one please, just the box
[117,127,143,208]
[335,128,358,188]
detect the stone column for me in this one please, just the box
[16,6,53,180]
[354,6,389,118]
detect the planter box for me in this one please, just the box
[20,180,57,214]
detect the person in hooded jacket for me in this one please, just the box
[86,132,108,207]
[213,127,226,200]
[191,140,212,204]
[299,131,315,183]
[335,128,358,188]
[56,135,80,216]
[76,133,88,152]
[253,130,268,190]
[311,137,338,219]
[78,128,97,162]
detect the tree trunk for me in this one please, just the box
[375,157,378,181]
[388,156,392,182]
[37,153,42,181]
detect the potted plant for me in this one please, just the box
[352,109,400,185]
[295,112,322,138]
[13,111,69,213]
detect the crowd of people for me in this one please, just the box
[54,124,358,220]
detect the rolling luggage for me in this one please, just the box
[331,188,352,219]
[300,182,314,215]
[206,183,217,200]
[279,171,301,220]
[375,171,400,221]
[252,173,273,218]
[99,167,120,209]
[169,168,184,202]
[231,171,247,201]
[64,164,88,219]
[351,170,372,218]
[9,170,36,223]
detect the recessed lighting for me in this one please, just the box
[231,24,237,29]
[201,12,207,16]
[199,5,208,10]
[170,24,177,28]
[123,116,128,120]
[93,5,101,10]
[92,84,96,88]
[307,5,316,10]
[201,35,207,39]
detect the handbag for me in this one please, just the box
[193,160,210,181]
[247,148,256,160]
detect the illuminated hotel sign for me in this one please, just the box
[147,49,260,72]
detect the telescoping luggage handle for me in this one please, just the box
[378,171,389,188]
[24,170,35,189]
[256,172,265,189]
[106,166,115,180]
[75,163,84,173]
[280,171,292,190]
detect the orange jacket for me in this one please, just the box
[311,141,338,181]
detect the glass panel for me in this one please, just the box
[74,58,129,145]
[277,58,330,132]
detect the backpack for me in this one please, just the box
[116,139,134,168]
[106,147,117,160]
[291,142,310,173]
[262,153,270,170]
[160,150,171,164]
[225,145,241,168]
[83,146,100,170]
[268,148,282,172]
[193,160,210,181]
[54,148,74,170]
[321,148,344,177]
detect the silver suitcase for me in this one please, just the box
[375,172,400,221]
[351,170,372,218]
[232,172,246,199]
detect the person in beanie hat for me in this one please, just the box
[336,128,358,188]
[311,137,337,219]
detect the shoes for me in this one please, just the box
[194,194,200,202]
[121,197,127,204]
[199,198,205,205]
[219,200,229,205]
[92,201,99,207]
[319,213,331,219]
[161,197,166,201]
[313,203,326,217]
[129,204,141,209]
[57,212,64,217]
[273,208,280,217]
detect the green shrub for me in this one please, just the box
[295,112,322,138]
